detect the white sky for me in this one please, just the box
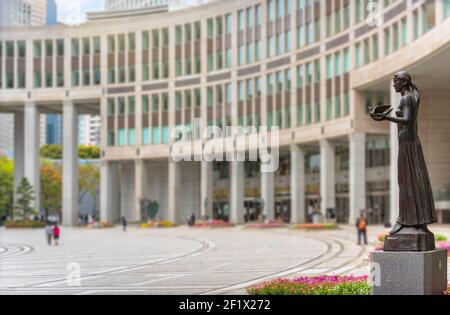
[56,0,105,24]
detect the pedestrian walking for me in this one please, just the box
[45,224,53,246]
[53,225,60,246]
[121,216,127,232]
[356,213,368,245]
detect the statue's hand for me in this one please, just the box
[370,113,385,121]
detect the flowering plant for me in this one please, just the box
[247,275,370,295]
[193,220,234,228]
[139,220,176,228]
[291,223,338,230]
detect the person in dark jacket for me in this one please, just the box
[356,213,368,245]
[121,217,127,232]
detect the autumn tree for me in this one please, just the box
[40,162,62,221]
[0,157,14,220]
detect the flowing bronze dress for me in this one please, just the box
[396,94,437,226]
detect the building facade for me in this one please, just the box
[1,0,450,226]
[105,0,169,11]
[0,0,47,153]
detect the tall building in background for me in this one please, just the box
[0,0,47,152]
[0,0,47,27]
[79,116,101,147]
[46,0,57,25]
[43,0,61,146]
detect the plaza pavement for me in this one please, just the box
[0,224,449,295]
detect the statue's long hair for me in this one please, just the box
[394,71,420,105]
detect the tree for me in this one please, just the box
[15,177,35,219]
[40,162,62,221]
[78,145,101,159]
[0,157,14,219]
[40,144,62,160]
[78,163,100,210]
[40,144,100,160]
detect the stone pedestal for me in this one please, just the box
[370,250,448,295]
[384,226,436,252]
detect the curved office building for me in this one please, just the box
[1,0,450,226]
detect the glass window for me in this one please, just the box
[118,129,126,146]
[297,65,303,87]
[401,19,408,46]
[162,126,169,144]
[247,8,254,28]
[326,56,333,79]
[276,0,283,18]
[142,128,150,145]
[152,127,160,145]
[384,28,390,55]
[335,52,342,76]
[268,0,275,21]
[238,10,245,31]
[226,83,232,103]
[142,31,150,50]
[344,48,350,72]
[128,129,136,145]
[226,14,233,33]
[256,5,262,25]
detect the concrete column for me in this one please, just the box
[349,132,366,224]
[390,81,402,226]
[320,139,335,215]
[24,101,40,213]
[200,161,213,220]
[436,0,445,24]
[14,112,25,207]
[230,161,244,224]
[290,144,306,224]
[62,100,79,226]
[261,167,275,222]
[134,159,146,222]
[168,159,181,224]
[100,161,119,224]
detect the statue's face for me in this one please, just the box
[393,77,405,93]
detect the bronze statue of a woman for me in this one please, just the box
[370,71,437,251]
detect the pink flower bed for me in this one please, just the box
[193,220,234,228]
[248,275,370,295]
[437,242,450,256]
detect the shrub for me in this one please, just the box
[435,233,448,242]
[292,223,338,230]
[5,220,45,229]
[193,220,234,228]
[139,221,176,228]
[248,275,370,295]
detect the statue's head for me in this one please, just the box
[393,71,412,93]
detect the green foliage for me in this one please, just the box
[40,144,62,160]
[78,145,100,159]
[247,281,370,296]
[15,177,35,219]
[40,144,100,160]
[78,163,100,204]
[0,157,14,219]
[435,233,448,242]
[5,220,45,229]
[40,162,62,220]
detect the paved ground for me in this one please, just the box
[1,224,449,295]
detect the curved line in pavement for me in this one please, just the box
[0,244,33,260]
[199,231,369,296]
[18,236,215,289]
[199,235,337,295]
